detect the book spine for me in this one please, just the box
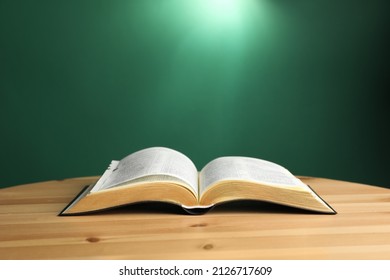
[181,205,214,215]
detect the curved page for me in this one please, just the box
[199,156,306,194]
[91,147,199,196]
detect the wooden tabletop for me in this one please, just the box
[0,176,389,260]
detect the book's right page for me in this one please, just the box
[199,156,307,193]
[199,157,335,213]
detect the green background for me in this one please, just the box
[1,0,388,188]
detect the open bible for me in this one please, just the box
[60,147,336,215]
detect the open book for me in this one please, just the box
[61,147,336,215]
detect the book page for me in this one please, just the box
[199,157,307,194]
[91,147,199,196]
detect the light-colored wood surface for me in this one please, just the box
[0,176,389,260]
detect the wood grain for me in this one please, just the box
[1,176,389,259]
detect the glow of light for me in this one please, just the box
[195,0,247,29]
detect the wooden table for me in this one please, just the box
[0,176,389,259]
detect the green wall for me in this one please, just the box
[1,0,388,188]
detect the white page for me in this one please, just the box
[91,147,198,196]
[199,156,306,194]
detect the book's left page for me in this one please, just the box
[90,147,199,197]
[60,147,200,215]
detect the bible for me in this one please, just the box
[60,147,336,215]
